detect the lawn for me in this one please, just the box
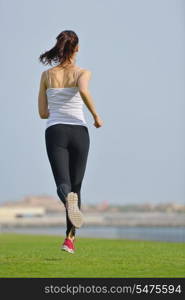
[0,233,184,278]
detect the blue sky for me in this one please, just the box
[0,0,184,205]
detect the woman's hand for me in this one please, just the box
[93,115,103,128]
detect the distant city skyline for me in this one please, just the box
[1,0,185,205]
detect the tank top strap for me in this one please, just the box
[46,70,52,88]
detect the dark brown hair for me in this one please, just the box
[39,30,79,66]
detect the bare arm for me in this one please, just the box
[38,71,49,119]
[78,70,100,119]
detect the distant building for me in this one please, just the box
[0,207,45,218]
[1,195,65,213]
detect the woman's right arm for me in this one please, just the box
[78,70,103,128]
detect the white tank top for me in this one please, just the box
[45,69,88,129]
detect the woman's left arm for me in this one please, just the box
[38,71,49,119]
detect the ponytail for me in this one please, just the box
[39,30,79,66]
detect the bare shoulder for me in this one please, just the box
[78,67,92,78]
[78,66,91,73]
[41,68,50,77]
[43,67,56,78]
[40,70,47,80]
[44,67,54,75]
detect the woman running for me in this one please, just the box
[38,30,103,254]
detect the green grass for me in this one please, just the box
[0,233,184,278]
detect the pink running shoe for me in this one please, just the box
[61,238,75,254]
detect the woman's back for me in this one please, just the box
[46,65,85,89]
[45,64,88,129]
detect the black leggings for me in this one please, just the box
[45,123,90,237]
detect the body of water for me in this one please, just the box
[1,225,185,243]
